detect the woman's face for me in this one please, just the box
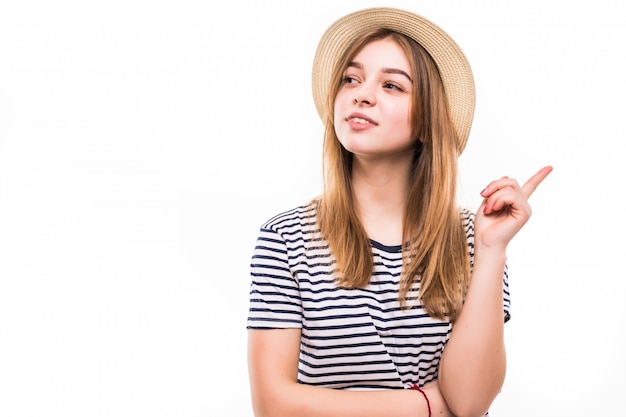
[333,38,414,160]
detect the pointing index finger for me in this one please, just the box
[522,165,553,199]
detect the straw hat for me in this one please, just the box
[311,7,476,153]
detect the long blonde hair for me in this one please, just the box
[315,29,470,322]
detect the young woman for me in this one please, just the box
[247,7,551,417]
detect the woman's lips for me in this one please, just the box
[346,113,377,130]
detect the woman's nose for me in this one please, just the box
[353,85,376,106]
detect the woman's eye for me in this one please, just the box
[384,82,403,91]
[343,75,358,84]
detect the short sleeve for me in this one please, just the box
[462,207,511,323]
[502,262,511,323]
[246,226,303,329]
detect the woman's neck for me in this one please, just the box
[351,154,413,246]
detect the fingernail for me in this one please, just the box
[480,187,488,196]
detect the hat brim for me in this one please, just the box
[311,7,475,154]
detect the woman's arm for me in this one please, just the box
[438,166,552,417]
[248,328,449,417]
[438,245,507,417]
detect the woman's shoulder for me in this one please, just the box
[458,205,476,239]
[458,205,475,223]
[260,199,319,232]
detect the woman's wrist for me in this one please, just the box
[409,385,431,417]
[416,381,452,417]
[473,240,507,269]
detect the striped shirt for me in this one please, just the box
[247,202,510,391]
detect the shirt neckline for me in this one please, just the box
[370,239,403,253]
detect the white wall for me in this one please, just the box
[1,1,624,416]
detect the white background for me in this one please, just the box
[1,0,624,416]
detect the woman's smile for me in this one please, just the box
[346,112,378,130]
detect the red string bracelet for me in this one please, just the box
[409,384,431,417]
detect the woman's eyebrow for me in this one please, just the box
[382,68,413,83]
[347,62,413,83]
[347,61,363,70]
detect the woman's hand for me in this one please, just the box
[475,166,553,251]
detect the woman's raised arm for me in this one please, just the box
[438,166,552,417]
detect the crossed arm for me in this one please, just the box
[248,328,437,417]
